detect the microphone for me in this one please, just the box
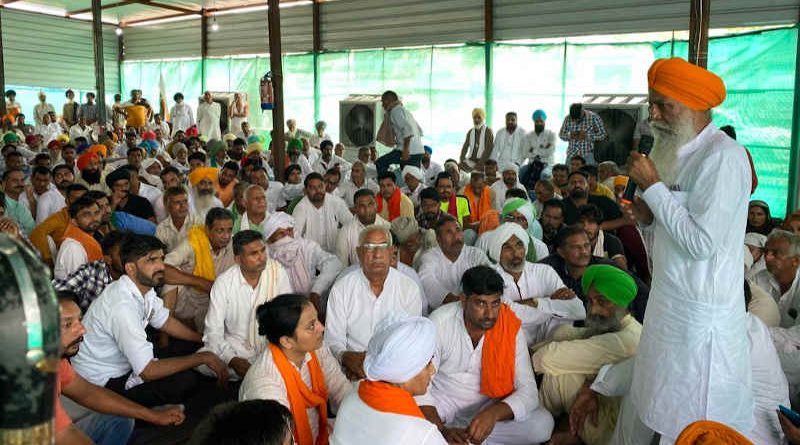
[621,144,653,205]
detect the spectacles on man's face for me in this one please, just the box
[361,242,390,251]
[504,214,526,224]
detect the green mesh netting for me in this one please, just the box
[119,27,797,216]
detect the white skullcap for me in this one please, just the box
[744,232,767,248]
[501,162,519,174]
[488,222,529,263]
[223,133,237,142]
[142,158,162,170]
[363,313,437,384]
[744,245,754,270]
[263,211,294,241]
[444,160,459,171]
[390,216,419,244]
[401,165,424,182]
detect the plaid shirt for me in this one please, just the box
[558,110,607,157]
[52,260,113,312]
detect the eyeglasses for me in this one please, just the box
[504,214,526,223]
[360,242,390,251]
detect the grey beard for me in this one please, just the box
[583,307,627,337]
[648,120,696,186]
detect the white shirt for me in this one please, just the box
[268,237,343,295]
[197,101,222,140]
[421,161,442,187]
[335,215,390,267]
[492,127,528,164]
[752,268,800,329]
[418,246,489,311]
[415,302,540,424]
[525,129,557,165]
[240,343,352,443]
[137,182,165,221]
[169,102,195,136]
[489,179,527,210]
[495,263,586,345]
[34,102,55,125]
[388,104,424,155]
[325,267,424,361]
[35,186,65,224]
[337,178,379,209]
[313,155,352,176]
[632,122,753,438]
[332,383,447,445]
[293,194,354,253]
[36,122,63,144]
[71,275,170,387]
[202,263,293,378]
[156,213,201,253]
[69,124,94,142]
[747,314,790,445]
[265,181,285,213]
[54,238,89,280]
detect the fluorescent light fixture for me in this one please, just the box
[115,27,123,36]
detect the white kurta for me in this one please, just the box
[495,263,586,345]
[197,101,221,140]
[418,246,489,311]
[752,268,800,329]
[324,267,423,361]
[336,178,379,209]
[69,124,93,142]
[201,263,293,379]
[35,187,66,224]
[268,238,343,295]
[54,238,89,280]
[169,102,195,136]
[293,194,354,253]
[156,213,202,253]
[421,161,442,187]
[416,302,554,445]
[492,127,528,164]
[631,123,753,438]
[335,215,390,267]
[489,180,527,210]
[332,383,447,445]
[239,343,352,443]
[526,129,557,165]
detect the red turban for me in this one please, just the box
[141,131,156,141]
[185,127,199,137]
[47,140,62,150]
[648,57,726,111]
[77,152,99,171]
[25,134,36,145]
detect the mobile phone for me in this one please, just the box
[780,404,800,426]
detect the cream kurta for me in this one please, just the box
[155,213,202,253]
[418,246,489,311]
[169,102,195,136]
[416,302,554,445]
[324,268,423,361]
[293,194,354,253]
[240,344,351,443]
[492,127,528,165]
[631,123,753,439]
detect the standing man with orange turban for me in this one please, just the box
[460,108,494,172]
[619,57,753,443]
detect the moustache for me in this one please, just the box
[68,336,84,348]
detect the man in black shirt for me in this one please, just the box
[577,204,627,270]
[540,198,566,251]
[105,167,155,222]
[562,170,625,230]
[538,225,648,323]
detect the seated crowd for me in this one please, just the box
[2,81,799,445]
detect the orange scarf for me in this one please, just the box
[376,187,402,221]
[269,344,329,445]
[480,304,521,399]
[63,223,103,262]
[464,184,492,224]
[358,380,424,419]
[215,179,237,207]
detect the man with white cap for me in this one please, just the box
[336,189,389,267]
[490,163,527,210]
[745,232,768,280]
[418,214,489,312]
[401,164,425,208]
[332,314,446,444]
[263,211,343,312]
[459,108,494,172]
[489,222,586,346]
[325,224,424,380]
[418,265,554,445]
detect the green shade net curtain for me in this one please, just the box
[120,26,796,216]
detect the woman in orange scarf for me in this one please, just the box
[239,294,352,445]
[331,315,445,445]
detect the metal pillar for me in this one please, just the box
[91,0,107,123]
[268,0,286,182]
[484,0,493,124]
[0,8,6,117]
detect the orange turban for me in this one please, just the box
[77,152,99,171]
[648,57,726,111]
[188,166,218,187]
[613,175,630,187]
[675,421,753,445]
[88,144,108,158]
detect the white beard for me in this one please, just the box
[194,193,215,215]
[648,117,696,186]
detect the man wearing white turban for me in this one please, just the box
[401,165,425,208]
[332,315,446,444]
[263,211,343,312]
[489,223,586,346]
[490,163,527,210]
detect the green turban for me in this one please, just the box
[287,138,303,152]
[3,132,19,143]
[581,264,637,308]
[206,139,226,158]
